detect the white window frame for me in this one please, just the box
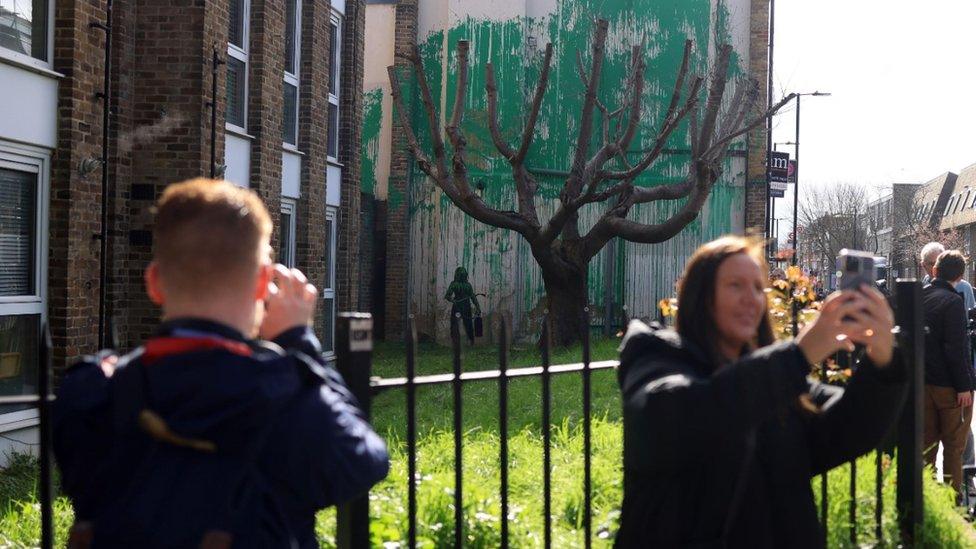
[226,0,250,134]
[282,0,301,148]
[323,207,337,357]
[326,13,341,163]
[0,0,54,71]
[279,198,297,268]
[0,142,49,428]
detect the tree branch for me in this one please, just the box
[396,45,449,179]
[485,62,516,160]
[598,76,703,181]
[388,66,444,185]
[565,19,610,197]
[513,43,554,165]
[701,91,796,161]
[390,49,534,237]
[694,44,732,154]
[445,41,473,196]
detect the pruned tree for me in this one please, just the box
[389,19,793,345]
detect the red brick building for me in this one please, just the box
[0,0,365,457]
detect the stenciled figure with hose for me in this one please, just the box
[445,266,483,345]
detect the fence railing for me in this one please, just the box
[13,280,923,547]
[334,279,926,547]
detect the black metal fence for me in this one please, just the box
[330,279,927,547]
[14,280,925,547]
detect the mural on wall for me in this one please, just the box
[363,0,761,342]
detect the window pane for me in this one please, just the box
[283,82,298,145]
[280,211,293,267]
[328,22,339,93]
[226,57,246,127]
[0,168,37,296]
[228,0,244,49]
[322,297,334,353]
[285,0,297,74]
[324,218,334,289]
[0,0,47,61]
[0,315,39,414]
[327,103,338,158]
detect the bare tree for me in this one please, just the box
[893,191,965,278]
[797,184,869,279]
[389,20,793,345]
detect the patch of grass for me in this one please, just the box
[0,453,73,547]
[369,336,623,439]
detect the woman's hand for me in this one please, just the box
[843,284,895,368]
[796,291,864,365]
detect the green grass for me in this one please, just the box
[368,336,623,438]
[3,338,976,547]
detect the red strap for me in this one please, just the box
[142,337,253,365]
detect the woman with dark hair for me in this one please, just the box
[615,236,905,548]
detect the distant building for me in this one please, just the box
[862,183,922,281]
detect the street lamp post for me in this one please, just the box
[791,91,831,268]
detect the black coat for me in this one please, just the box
[922,278,974,392]
[615,321,906,548]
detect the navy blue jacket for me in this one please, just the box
[53,319,389,548]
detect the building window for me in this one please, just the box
[0,169,36,296]
[327,14,341,161]
[0,150,47,418]
[283,82,298,145]
[327,103,338,159]
[0,0,49,63]
[328,19,339,92]
[282,0,300,146]
[280,199,296,268]
[323,209,336,354]
[226,0,250,131]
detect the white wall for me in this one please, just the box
[224,133,251,188]
[326,164,341,207]
[0,63,58,149]
[282,150,301,199]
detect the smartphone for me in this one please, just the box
[836,249,876,292]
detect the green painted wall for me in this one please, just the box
[373,0,753,340]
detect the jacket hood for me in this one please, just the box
[618,319,711,378]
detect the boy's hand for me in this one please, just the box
[259,264,318,340]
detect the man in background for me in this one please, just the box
[922,249,975,498]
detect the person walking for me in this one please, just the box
[615,236,904,548]
[921,249,975,497]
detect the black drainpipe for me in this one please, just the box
[91,0,113,349]
[209,46,224,178]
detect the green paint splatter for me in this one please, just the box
[392,0,753,329]
[361,88,383,196]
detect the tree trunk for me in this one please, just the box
[539,258,589,347]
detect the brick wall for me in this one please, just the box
[296,0,331,339]
[745,0,770,234]
[383,0,417,340]
[50,0,362,362]
[246,0,283,242]
[336,0,365,314]
[51,0,111,366]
